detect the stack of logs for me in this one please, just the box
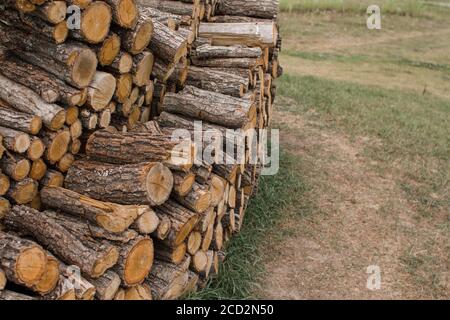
[0,0,282,300]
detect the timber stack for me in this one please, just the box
[0,0,282,300]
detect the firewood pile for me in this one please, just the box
[0,0,282,300]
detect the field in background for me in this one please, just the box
[193,1,449,299]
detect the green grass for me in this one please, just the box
[188,153,309,299]
[280,0,429,16]
[278,74,449,215]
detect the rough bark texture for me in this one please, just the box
[65,160,173,206]
[4,206,115,278]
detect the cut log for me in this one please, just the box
[186,66,248,97]
[88,270,121,300]
[172,171,195,197]
[40,186,144,233]
[150,20,187,63]
[113,236,154,286]
[152,214,171,240]
[85,71,117,111]
[116,9,153,55]
[96,32,121,66]
[0,126,30,154]
[132,51,154,86]
[29,159,47,181]
[70,1,112,44]
[40,169,64,187]
[124,284,152,300]
[0,24,98,88]
[0,268,6,290]
[0,197,11,219]
[32,1,67,24]
[199,22,277,47]
[27,137,46,161]
[0,231,47,288]
[7,178,38,204]
[65,160,174,206]
[154,200,199,246]
[187,231,201,255]
[0,74,66,130]
[32,254,60,295]
[4,206,118,278]
[192,44,262,59]
[146,258,189,300]
[40,129,71,164]
[0,154,31,182]
[131,208,160,234]
[162,86,255,129]
[43,275,76,300]
[105,0,139,29]
[0,290,37,300]
[0,172,11,196]
[216,0,279,19]
[107,51,133,74]
[59,263,96,300]
[173,181,211,214]
[190,250,207,273]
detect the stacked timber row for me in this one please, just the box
[0,0,282,300]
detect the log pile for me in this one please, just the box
[0,0,282,300]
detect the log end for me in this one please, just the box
[146,163,174,206]
[117,0,139,29]
[93,247,120,279]
[81,2,112,44]
[33,255,59,295]
[123,237,154,286]
[71,49,98,89]
[46,130,70,164]
[131,21,153,55]
[16,246,47,286]
[0,197,11,220]
[49,110,66,132]
[88,72,117,111]
[30,116,43,135]
[14,158,31,181]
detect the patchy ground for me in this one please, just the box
[257,108,448,299]
[255,8,449,300]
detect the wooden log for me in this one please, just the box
[123,284,152,300]
[0,126,30,154]
[131,208,160,234]
[0,154,31,182]
[0,9,68,44]
[40,169,64,187]
[186,231,201,255]
[59,263,96,300]
[96,32,121,66]
[4,0,36,13]
[0,171,11,196]
[32,1,67,24]
[154,241,186,265]
[190,250,207,273]
[7,178,38,204]
[4,206,118,278]
[88,270,121,300]
[0,290,37,300]
[70,1,113,44]
[154,200,199,246]
[107,51,133,74]
[192,44,262,59]
[0,197,11,219]
[85,129,192,167]
[84,71,117,111]
[149,20,187,63]
[162,85,255,129]
[137,0,198,18]
[132,51,154,86]
[104,0,139,29]
[216,0,279,19]
[146,257,189,300]
[29,159,47,181]
[40,186,146,233]
[172,170,195,197]
[0,74,66,131]
[40,129,71,164]
[113,236,154,286]
[32,254,60,295]
[152,214,171,240]
[185,66,247,97]
[199,22,278,47]
[115,9,153,55]
[43,275,76,300]
[0,268,6,290]
[173,181,211,214]
[65,160,173,206]
[0,25,98,89]
[27,137,46,161]
[0,231,47,288]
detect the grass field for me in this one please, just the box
[193,1,449,299]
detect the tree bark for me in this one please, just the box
[4,206,117,278]
[40,186,145,233]
[0,74,66,131]
[65,160,173,206]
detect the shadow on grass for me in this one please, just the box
[188,152,309,300]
